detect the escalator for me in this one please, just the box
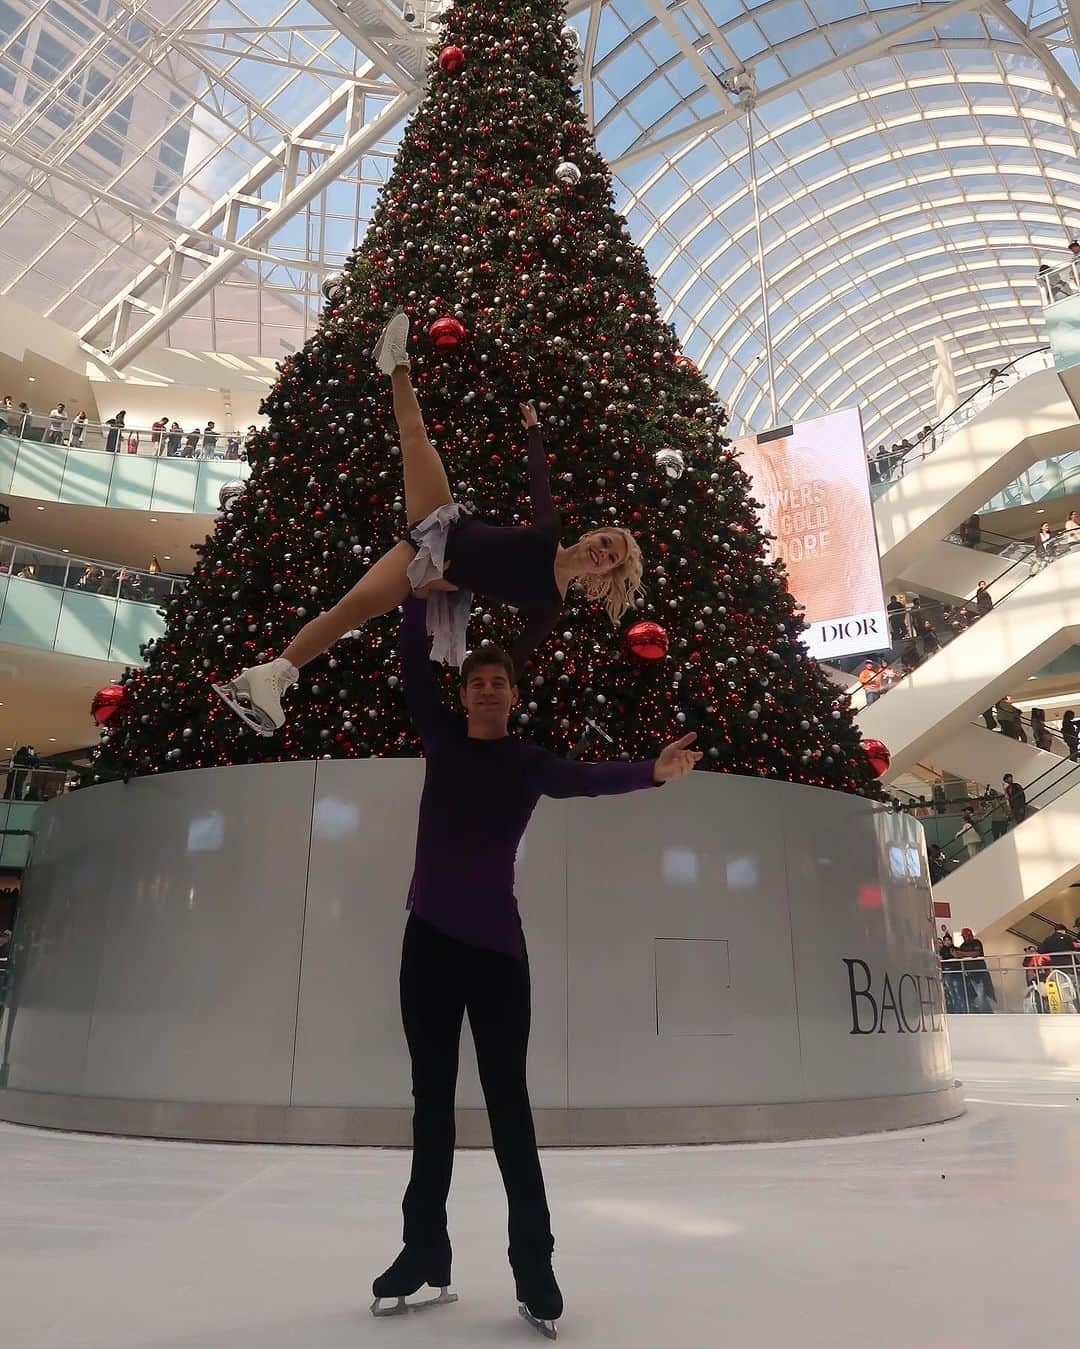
[931,757,1080,939]
[856,547,1080,777]
[871,349,1078,586]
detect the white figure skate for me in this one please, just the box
[212,658,298,736]
[373,309,410,375]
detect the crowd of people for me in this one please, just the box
[0,551,180,604]
[0,398,261,459]
[938,922,1080,1015]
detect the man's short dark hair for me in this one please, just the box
[460,643,516,687]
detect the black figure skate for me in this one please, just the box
[516,1262,563,1340]
[370,1242,458,1318]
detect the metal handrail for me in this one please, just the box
[0,537,186,604]
[0,411,261,459]
[871,345,1054,493]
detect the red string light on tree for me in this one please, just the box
[91,684,133,727]
[428,316,467,353]
[624,621,669,663]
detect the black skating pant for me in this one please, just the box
[398,912,554,1272]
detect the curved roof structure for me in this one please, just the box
[0,0,1075,446]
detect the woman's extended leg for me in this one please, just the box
[281,540,414,669]
[392,366,453,525]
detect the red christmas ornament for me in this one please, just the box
[438,45,466,74]
[91,684,132,727]
[861,738,891,778]
[624,621,669,663]
[428,316,467,353]
[674,354,698,374]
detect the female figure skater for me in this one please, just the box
[215,311,644,734]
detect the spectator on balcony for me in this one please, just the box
[166,421,183,456]
[184,426,202,457]
[1038,262,1072,302]
[938,934,967,1012]
[953,808,981,861]
[1063,510,1080,549]
[244,424,258,456]
[225,433,241,459]
[1003,772,1028,824]
[995,695,1026,741]
[919,618,940,659]
[1030,707,1053,752]
[974,580,993,618]
[986,367,1007,395]
[202,421,219,458]
[17,402,31,437]
[104,410,126,454]
[69,411,87,447]
[45,403,67,444]
[0,395,12,433]
[1033,520,1053,569]
[887,594,905,642]
[957,514,982,549]
[957,928,996,1013]
[984,787,1011,840]
[4,744,37,800]
[1062,709,1079,761]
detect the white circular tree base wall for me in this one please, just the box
[0,762,961,1143]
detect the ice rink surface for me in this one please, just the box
[2,1061,1076,1349]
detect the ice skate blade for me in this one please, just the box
[211,682,277,737]
[370,1288,457,1318]
[519,1305,558,1340]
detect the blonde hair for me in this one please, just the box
[579,527,645,626]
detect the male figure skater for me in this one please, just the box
[371,595,700,1338]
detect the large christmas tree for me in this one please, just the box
[94,0,871,794]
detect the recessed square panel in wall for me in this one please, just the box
[654,938,732,1037]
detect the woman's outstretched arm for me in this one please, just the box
[520,402,559,532]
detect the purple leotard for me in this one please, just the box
[441,425,561,671]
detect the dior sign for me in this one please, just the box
[842,957,945,1035]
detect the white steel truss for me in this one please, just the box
[0,0,1074,443]
[78,82,419,366]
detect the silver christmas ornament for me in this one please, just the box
[218,479,246,510]
[555,160,582,186]
[654,447,686,480]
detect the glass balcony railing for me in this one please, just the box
[868,346,1054,500]
[1039,259,1080,373]
[980,450,1080,514]
[0,423,251,515]
[0,411,256,459]
[0,539,179,664]
[938,952,1080,1015]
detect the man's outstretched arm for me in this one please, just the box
[536,732,702,799]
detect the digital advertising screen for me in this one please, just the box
[733,407,887,661]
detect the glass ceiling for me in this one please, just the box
[0,0,1075,446]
